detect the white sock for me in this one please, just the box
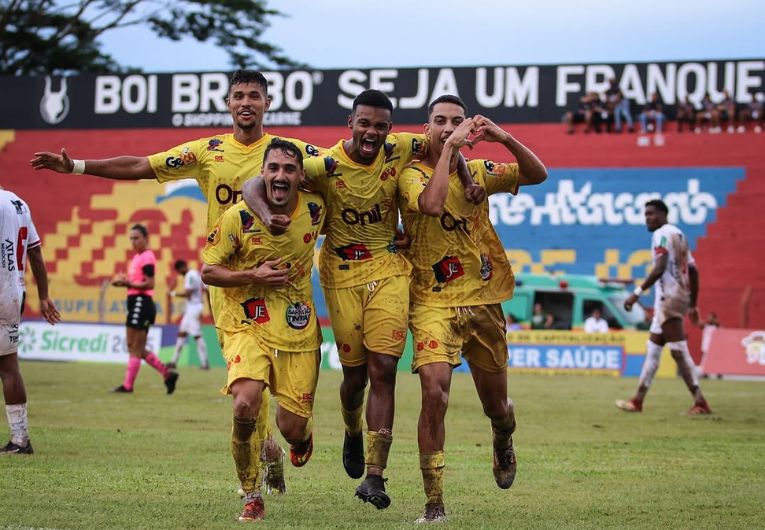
[667,340,700,387]
[5,403,29,446]
[195,336,208,367]
[638,340,663,389]
[172,337,186,365]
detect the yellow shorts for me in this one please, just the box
[208,285,226,347]
[324,275,409,367]
[220,330,320,419]
[409,303,508,374]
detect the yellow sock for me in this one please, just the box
[232,416,261,494]
[256,390,271,441]
[365,430,393,469]
[341,403,364,436]
[420,451,445,505]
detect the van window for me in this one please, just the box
[534,292,573,330]
[583,299,622,330]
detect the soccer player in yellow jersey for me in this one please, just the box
[30,69,325,493]
[398,95,548,523]
[201,139,326,522]
[244,89,479,509]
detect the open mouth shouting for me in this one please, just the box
[271,179,291,204]
[358,136,380,158]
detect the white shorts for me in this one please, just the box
[0,321,20,357]
[650,296,690,334]
[179,302,203,337]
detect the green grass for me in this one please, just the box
[1,362,764,529]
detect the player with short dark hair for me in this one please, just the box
[0,186,61,454]
[617,199,712,415]
[31,69,328,493]
[398,96,548,522]
[202,140,326,522]
[169,259,208,370]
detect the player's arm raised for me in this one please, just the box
[31,148,155,180]
[473,115,548,186]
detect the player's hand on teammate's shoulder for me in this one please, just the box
[30,148,74,173]
[250,258,290,287]
[464,183,486,204]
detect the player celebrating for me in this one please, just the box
[169,260,209,370]
[30,69,324,492]
[398,96,548,522]
[617,199,711,415]
[111,224,178,394]
[201,139,326,522]
[0,186,61,454]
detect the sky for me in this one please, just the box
[98,0,765,72]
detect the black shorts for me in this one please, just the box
[126,294,156,330]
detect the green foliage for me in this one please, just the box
[1,362,763,528]
[0,0,300,75]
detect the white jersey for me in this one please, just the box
[184,268,205,305]
[0,190,40,322]
[651,223,695,304]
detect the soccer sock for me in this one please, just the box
[365,430,393,471]
[257,391,272,462]
[420,451,445,506]
[491,411,516,451]
[637,340,664,396]
[144,352,170,378]
[668,341,702,399]
[123,356,141,390]
[195,336,209,367]
[5,403,29,446]
[232,416,261,494]
[171,337,186,365]
[341,402,364,436]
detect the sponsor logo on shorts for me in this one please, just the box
[432,255,464,283]
[286,302,311,330]
[391,329,406,342]
[308,202,322,225]
[480,254,493,281]
[300,392,314,403]
[334,243,372,261]
[8,324,19,344]
[206,138,224,152]
[241,298,269,324]
[416,339,439,351]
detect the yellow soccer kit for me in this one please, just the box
[399,158,520,370]
[307,133,426,363]
[202,192,326,407]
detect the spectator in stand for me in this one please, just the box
[639,93,666,135]
[605,78,634,133]
[737,93,764,133]
[716,90,737,134]
[676,95,696,133]
[565,93,597,134]
[590,92,611,133]
[583,308,609,333]
[700,312,720,368]
[541,313,556,330]
[530,303,546,329]
[506,313,523,331]
[695,93,721,134]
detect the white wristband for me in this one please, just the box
[170,291,176,297]
[633,286,643,296]
[71,159,85,174]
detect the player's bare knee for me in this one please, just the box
[368,355,398,388]
[232,393,262,419]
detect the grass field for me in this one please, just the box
[1,361,764,529]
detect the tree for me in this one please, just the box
[0,0,302,75]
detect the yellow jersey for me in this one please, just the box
[308,133,427,289]
[202,192,326,351]
[399,158,520,307]
[148,132,325,231]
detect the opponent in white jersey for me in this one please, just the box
[0,187,60,454]
[169,260,209,369]
[617,199,711,415]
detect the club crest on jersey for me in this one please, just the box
[324,156,340,177]
[480,254,493,281]
[239,210,260,233]
[207,226,221,245]
[305,144,319,157]
[207,138,224,152]
[432,255,464,283]
[335,243,372,261]
[241,298,269,324]
[412,137,425,157]
[383,142,400,163]
[484,160,495,172]
[308,202,322,225]
[286,302,311,330]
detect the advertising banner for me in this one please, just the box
[702,328,765,377]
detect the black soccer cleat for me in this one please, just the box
[111,385,133,393]
[0,440,34,455]
[355,474,390,509]
[343,431,365,479]
[164,371,179,395]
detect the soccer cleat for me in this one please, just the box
[492,437,517,489]
[238,497,265,522]
[289,433,313,467]
[615,399,642,412]
[342,431,365,479]
[262,448,287,495]
[355,474,390,509]
[0,440,34,455]
[688,401,712,415]
[415,503,447,524]
[164,371,179,395]
[111,385,133,393]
